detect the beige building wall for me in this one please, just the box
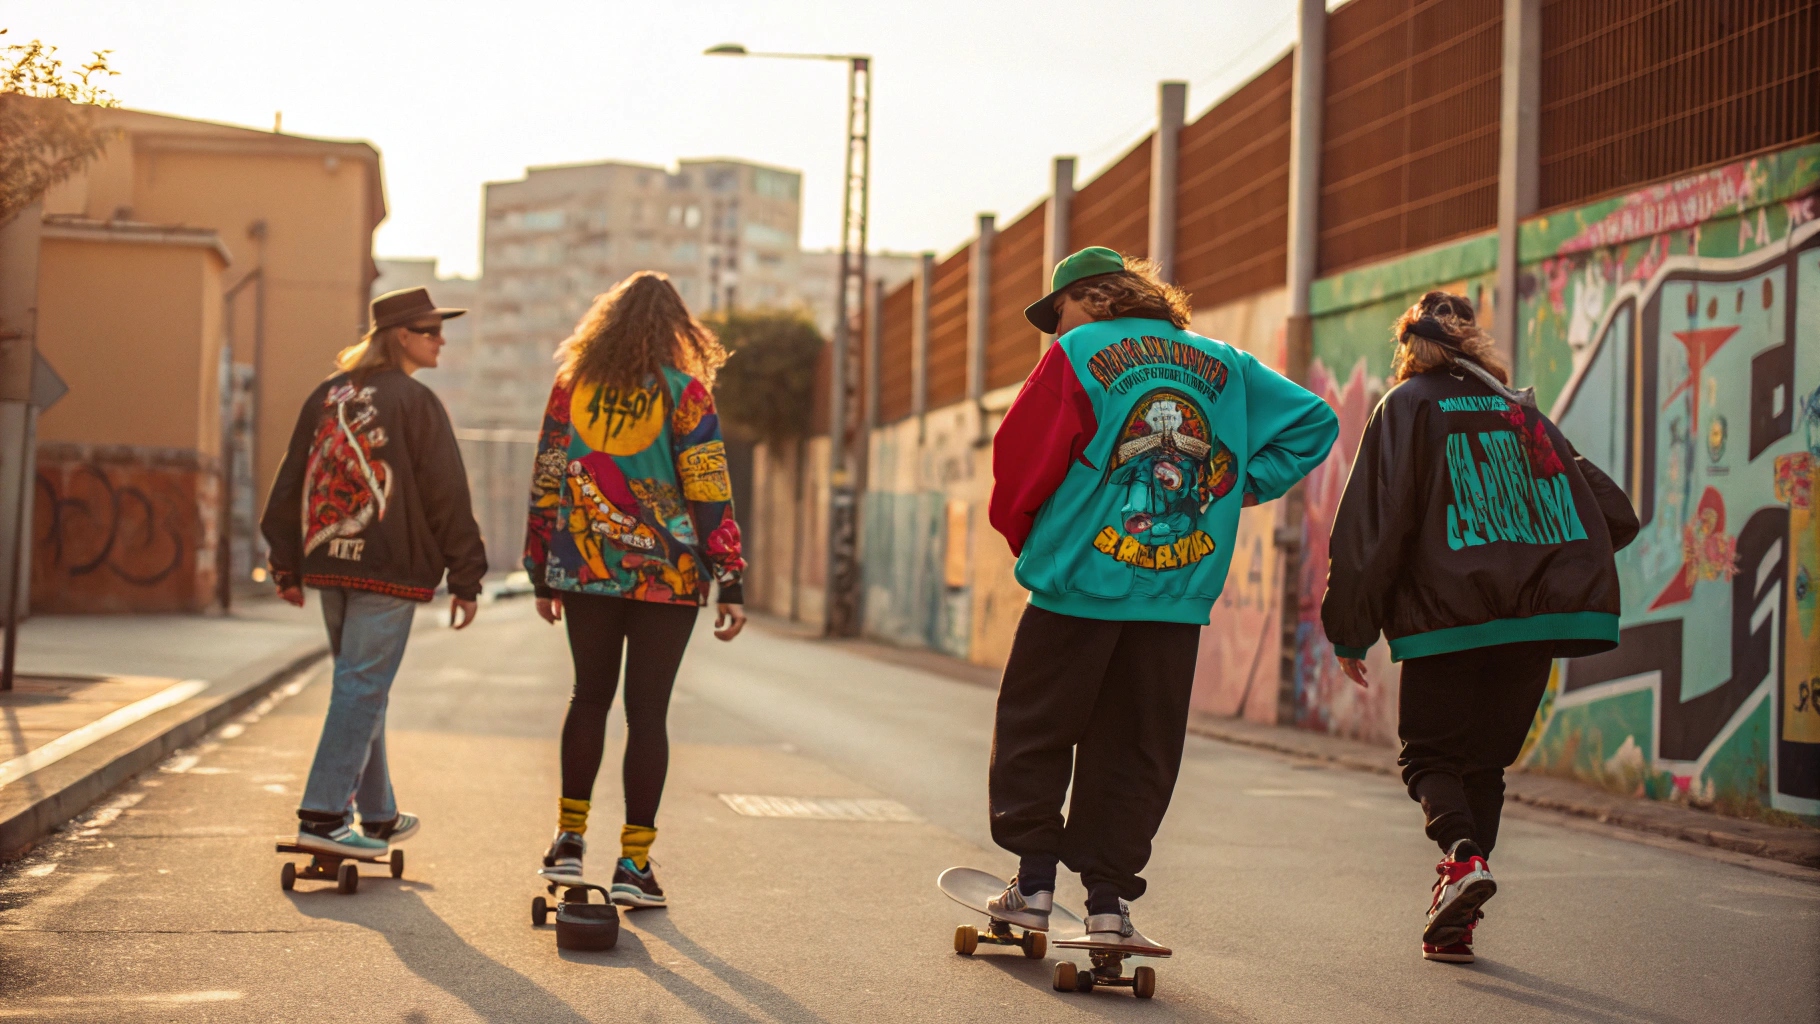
[41,108,385,516]
[35,234,227,454]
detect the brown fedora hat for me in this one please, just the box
[370,286,467,331]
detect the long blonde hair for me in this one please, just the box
[335,325,406,376]
[1389,290,1510,385]
[555,271,728,389]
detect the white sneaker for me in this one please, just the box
[295,821,387,858]
[1082,898,1136,943]
[986,878,1053,931]
[1425,847,1496,945]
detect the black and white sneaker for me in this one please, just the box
[362,812,419,843]
[539,831,586,885]
[610,857,666,908]
[985,877,1053,931]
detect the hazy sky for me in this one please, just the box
[10,1,1310,278]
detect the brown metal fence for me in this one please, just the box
[986,202,1047,391]
[1319,0,1503,275]
[876,280,916,423]
[924,245,971,409]
[1070,136,1153,259]
[1177,51,1296,311]
[1540,0,1820,211]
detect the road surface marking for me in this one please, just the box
[0,679,207,791]
[717,794,921,822]
[0,991,241,1016]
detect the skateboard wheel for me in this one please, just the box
[954,925,978,956]
[337,861,359,894]
[390,849,405,879]
[532,896,550,927]
[1076,969,1095,992]
[280,862,296,891]
[1023,930,1045,959]
[1133,965,1156,999]
[1053,962,1076,992]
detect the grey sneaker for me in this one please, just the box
[1082,898,1137,943]
[986,878,1053,931]
[362,812,418,843]
[296,820,388,858]
[539,830,586,884]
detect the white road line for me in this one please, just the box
[0,991,241,1016]
[0,679,208,790]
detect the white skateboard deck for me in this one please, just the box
[937,867,1086,939]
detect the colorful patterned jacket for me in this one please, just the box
[522,367,745,605]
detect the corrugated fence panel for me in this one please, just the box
[1319,0,1503,275]
[987,202,1047,391]
[1540,0,1820,211]
[877,280,916,424]
[1177,51,1294,310]
[1070,136,1153,259]
[924,245,971,409]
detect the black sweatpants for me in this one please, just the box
[559,592,699,827]
[1398,640,1555,858]
[988,604,1201,902]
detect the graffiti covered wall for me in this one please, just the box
[1189,288,1292,722]
[1522,146,1820,821]
[31,443,220,614]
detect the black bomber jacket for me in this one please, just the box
[262,368,488,602]
[1320,362,1639,662]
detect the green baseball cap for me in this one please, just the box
[1024,246,1127,333]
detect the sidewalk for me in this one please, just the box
[754,615,1820,878]
[0,595,330,860]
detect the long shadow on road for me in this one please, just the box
[557,928,776,1024]
[1460,961,1700,1024]
[620,910,832,1024]
[292,888,589,1024]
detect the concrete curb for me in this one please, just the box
[1184,714,1820,872]
[756,619,1820,875]
[0,639,330,862]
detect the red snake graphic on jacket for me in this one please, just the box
[301,382,393,556]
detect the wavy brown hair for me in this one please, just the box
[555,271,729,389]
[1389,290,1510,386]
[1062,256,1192,328]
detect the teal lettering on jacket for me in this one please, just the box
[1444,429,1586,550]
[1437,396,1510,413]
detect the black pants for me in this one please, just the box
[1398,640,1555,858]
[560,592,699,827]
[988,605,1201,901]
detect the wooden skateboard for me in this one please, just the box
[1052,928,1171,998]
[275,838,403,894]
[937,867,1084,961]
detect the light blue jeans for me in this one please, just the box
[298,588,417,825]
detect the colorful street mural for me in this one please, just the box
[1190,289,1292,723]
[1523,145,1820,821]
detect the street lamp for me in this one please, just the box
[705,42,871,639]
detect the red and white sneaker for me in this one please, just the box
[1424,849,1495,946]
[1422,913,1480,963]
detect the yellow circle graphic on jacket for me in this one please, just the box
[570,380,665,455]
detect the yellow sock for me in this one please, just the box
[620,824,656,870]
[558,798,590,835]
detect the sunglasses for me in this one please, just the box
[404,323,444,338]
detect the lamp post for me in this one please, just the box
[705,42,871,638]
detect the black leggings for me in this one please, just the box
[559,592,699,827]
[1398,640,1555,858]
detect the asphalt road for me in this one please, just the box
[1,597,1816,1023]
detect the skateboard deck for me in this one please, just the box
[275,837,392,862]
[938,867,1084,939]
[1054,930,1173,957]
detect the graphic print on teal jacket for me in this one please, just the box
[522,365,745,605]
[989,317,1339,624]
